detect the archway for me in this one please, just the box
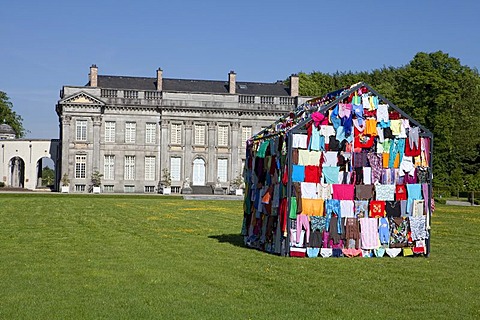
[192,158,206,186]
[9,156,25,188]
[36,157,55,189]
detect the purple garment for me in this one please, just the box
[422,183,430,215]
[367,153,383,184]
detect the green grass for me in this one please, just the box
[0,194,479,319]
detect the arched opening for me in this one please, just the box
[192,158,206,186]
[9,156,25,188]
[36,157,55,190]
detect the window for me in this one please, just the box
[104,155,115,180]
[105,121,116,142]
[76,120,87,141]
[145,156,156,181]
[104,185,114,192]
[218,125,229,147]
[125,122,136,143]
[146,123,156,144]
[124,155,135,180]
[170,157,181,181]
[171,123,182,144]
[217,159,228,183]
[241,126,252,147]
[75,155,86,179]
[75,184,86,192]
[144,186,155,193]
[194,124,205,145]
[124,185,135,193]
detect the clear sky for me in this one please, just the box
[0,0,478,139]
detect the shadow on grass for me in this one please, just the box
[209,234,245,248]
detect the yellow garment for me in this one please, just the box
[365,118,378,136]
[383,152,399,168]
[390,119,402,136]
[301,198,325,216]
[298,150,322,166]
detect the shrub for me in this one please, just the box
[0,182,4,188]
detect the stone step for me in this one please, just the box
[191,185,213,195]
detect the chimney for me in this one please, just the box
[290,74,299,97]
[228,71,236,94]
[156,68,163,91]
[89,64,98,87]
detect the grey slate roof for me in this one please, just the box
[95,75,291,96]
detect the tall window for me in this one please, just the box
[194,124,205,145]
[145,156,156,181]
[218,125,229,147]
[145,123,156,144]
[75,154,86,179]
[241,126,252,146]
[104,155,115,180]
[124,155,135,180]
[217,159,228,182]
[170,157,181,181]
[76,120,87,141]
[171,123,182,144]
[105,121,116,142]
[125,122,136,143]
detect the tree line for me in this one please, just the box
[295,51,480,193]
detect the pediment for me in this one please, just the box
[60,91,105,105]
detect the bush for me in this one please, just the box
[0,182,4,187]
[435,198,447,205]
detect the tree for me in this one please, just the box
[0,91,26,137]
[41,166,55,186]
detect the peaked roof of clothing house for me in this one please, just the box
[252,82,433,141]
[93,75,292,96]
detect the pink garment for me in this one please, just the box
[296,214,310,244]
[338,103,353,118]
[312,112,329,127]
[332,184,355,200]
[359,218,379,249]
[342,248,362,257]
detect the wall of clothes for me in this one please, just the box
[242,83,433,258]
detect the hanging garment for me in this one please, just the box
[322,166,340,184]
[354,200,369,218]
[375,184,395,201]
[317,183,332,200]
[378,217,390,244]
[292,134,308,149]
[369,200,386,218]
[301,198,324,216]
[363,167,372,184]
[367,153,383,184]
[332,184,355,200]
[385,201,402,217]
[389,217,409,248]
[310,216,327,232]
[340,200,355,218]
[388,138,405,169]
[409,216,428,241]
[360,217,379,249]
[298,150,322,166]
[406,184,423,215]
[345,217,360,249]
[292,165,305,182]
[355,184,374,200]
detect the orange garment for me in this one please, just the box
[301,198,325,216]
[383,153,399,168]
[364,118,378,136]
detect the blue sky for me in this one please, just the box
[1,0,478,138]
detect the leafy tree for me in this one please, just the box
[41,166,55,186]
[0,91,26,137]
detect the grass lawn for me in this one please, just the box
[0,193,479,319]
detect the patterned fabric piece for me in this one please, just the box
[410,216,428,241]
[354,200,369,218]
[375,184,395,201]
[310,216,327,232]
[389,217,409,248]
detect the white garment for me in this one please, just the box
[376,126,384,143]
[298,150,322,166]
[317,183,332,200]
[399,156,415,176]
[340,200,355,218]
[363,167,372,184]
[320,125,335,137]
[320,248,332,258]
[386,248,402,258]
[377,104,389,123]
[292,134,308,149]
[301,182,318,199]
[323,151,338,167]
[399,119,409,138]
[362,94,370,110]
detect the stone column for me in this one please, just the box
[184,120,193,182]
[61,115,71,180]
[207,121,216,184]
[160,119,169,172]
[92,116,102,172]
[231,121,239,181]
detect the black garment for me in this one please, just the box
[309,230,322,248]
[385,201,402,217]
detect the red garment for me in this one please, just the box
[404,138,421,157]
[354,127,375,149]
[395,184,407,201]
[389,111,401,120]
[280,197,288,233]
[332,184,355,200]
[370,200,386,218]
[304,165,320,183]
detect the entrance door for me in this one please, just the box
[192,158,206,186]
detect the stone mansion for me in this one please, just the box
[56,65,308,193]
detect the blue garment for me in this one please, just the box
[352,104,364,126]
[323,166,340,184]
[406,184,423,215]
[325,199,341,234]
[307,247,320,258]
[309,126,325,151]
[340,114,353,137]
[292,165,305,182]
[378,217,390,244]
[388,138,406,168]
[330,105,341,130]
[335,126,353,143]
